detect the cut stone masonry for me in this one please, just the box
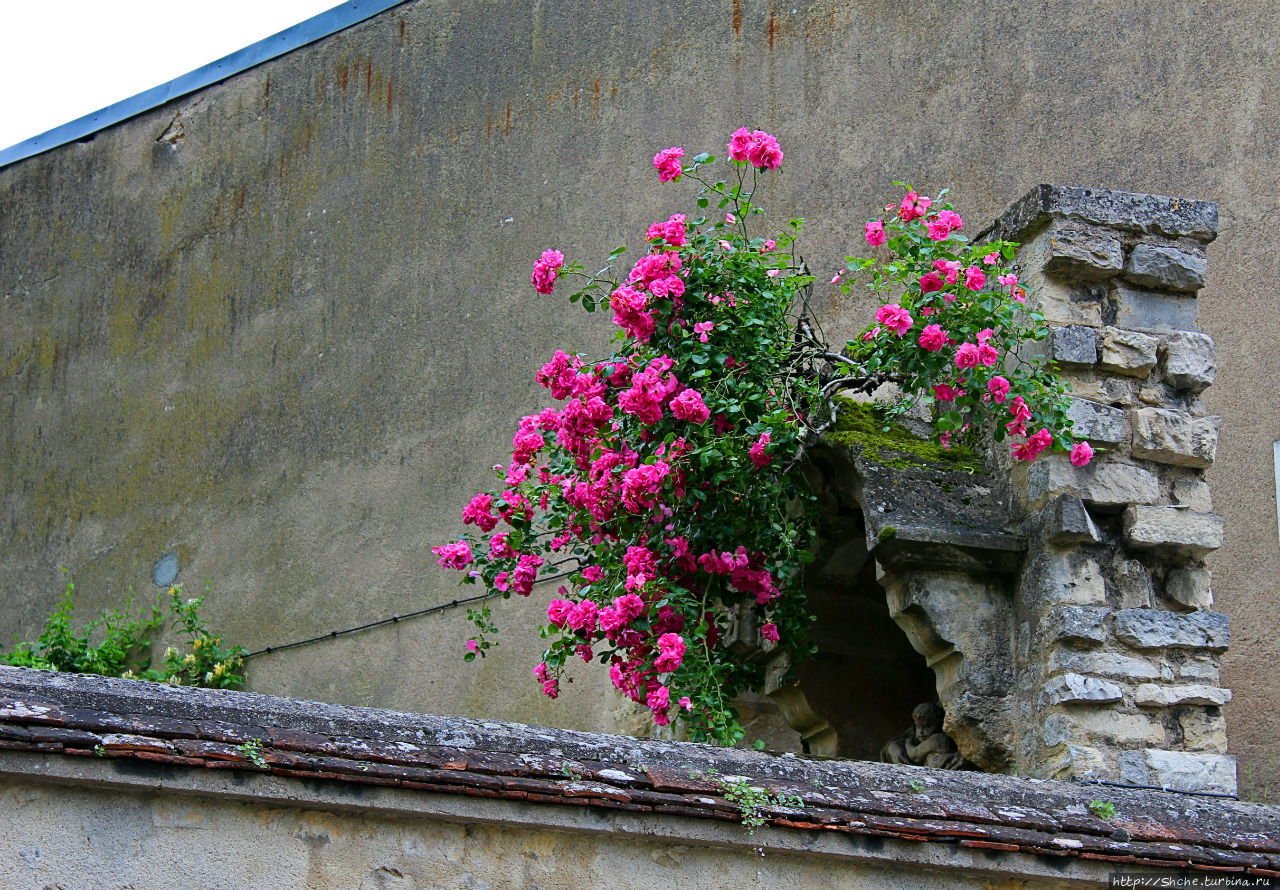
[996,186,1233,794]
[768,187,1235,796]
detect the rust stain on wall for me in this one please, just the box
[768,11,777,50]
[732,0,742,35]
[505,102,512,135]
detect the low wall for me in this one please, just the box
[1,668,1277,889]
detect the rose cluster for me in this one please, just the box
[850,188,1090,466]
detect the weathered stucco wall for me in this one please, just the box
[2,1,1278,799]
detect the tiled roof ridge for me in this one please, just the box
[0,667,1275,876]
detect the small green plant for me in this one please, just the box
[0,574,246,689]
[560,762,585,781]
[236,738,268,769]
[1087,799,1116,820]
[906,778,926,794]
[702,770,804,835]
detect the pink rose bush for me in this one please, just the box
[442,131,816,744]
[442,143,1090,745]
[846,184,1088,465]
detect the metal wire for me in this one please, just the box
[242,571,572,659]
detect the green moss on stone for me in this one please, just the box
[825,397,983,473]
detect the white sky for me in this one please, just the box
[0,0,341,152]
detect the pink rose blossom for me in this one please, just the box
[919,271,944,294]
[725,212,736,224]
[693,321,714,342]
[761,623,780,642]
[582,565,604,583]
[654,633,686,672]
[762,239,776,252]
[1070,441,1095,467]
[547,599,574,628]
[987,375,1011,403]
[645,213,687,247]
[609,285,655,342]
[432,540,473,570]
[678,696,692,711]
[955,343,981,369]
[977,343,999,366]
[875,303,914,337]
[749,432,772,469]
[964,265,986,291]
[727,127,753,161]
[898,190,932,222]
[865,219,887,246]
[653,146,684,182]
[999,273,1018,288]
[831,270,843,284]
[862,326,881,342]
[918,324,948,352]
[462,492,497,532]
[531,249,565,294]
[984,252,999,265]
[465,639,479,654]
[670,388,711,424]
[646,684,670,713]
[933,383,959,402]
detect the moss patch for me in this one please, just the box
[825,397,983,473]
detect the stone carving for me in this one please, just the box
[880,703,975,770]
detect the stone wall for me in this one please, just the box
[995,188,1234,794]
[2,0,1279,799]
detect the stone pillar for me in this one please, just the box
[993,186,1235,794]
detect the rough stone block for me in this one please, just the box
[1041,744,1108,781]
[1111,559,1152,609]
[1178,656,1221,683]
[1171,479,1212,512]
[1134,683,1232,707]
[1164,567,1213,611]
[991,186,1218,245]
[1050,325,1098,365]
[1161,331,1216,392]
[1026,454,1160,510]
[1130,408,1219,468]
[1099,327,1159,377]
[1043,710,1165,747]
[1114,609,1229,650]
[1121,750,1151,786]
[1113,285,1199,333]
[1025,272,1104,326]
[1143,749,1236,795]
[1067,399,1125,444]
[1124,243,1207,292]
[1041,673,1124,705]
[1049,648,1161,680]
[1042,229,1125,280]
[1043,494,1102,545]
[1122,506,1224,559]
[1023,551,1106,605]
[1179,710,1228,754]
[1045,606,1111,646]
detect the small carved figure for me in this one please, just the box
[880,702,973,770]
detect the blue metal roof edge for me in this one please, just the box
[0,0,411,170]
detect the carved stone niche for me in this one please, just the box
[746,440,1026,772]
